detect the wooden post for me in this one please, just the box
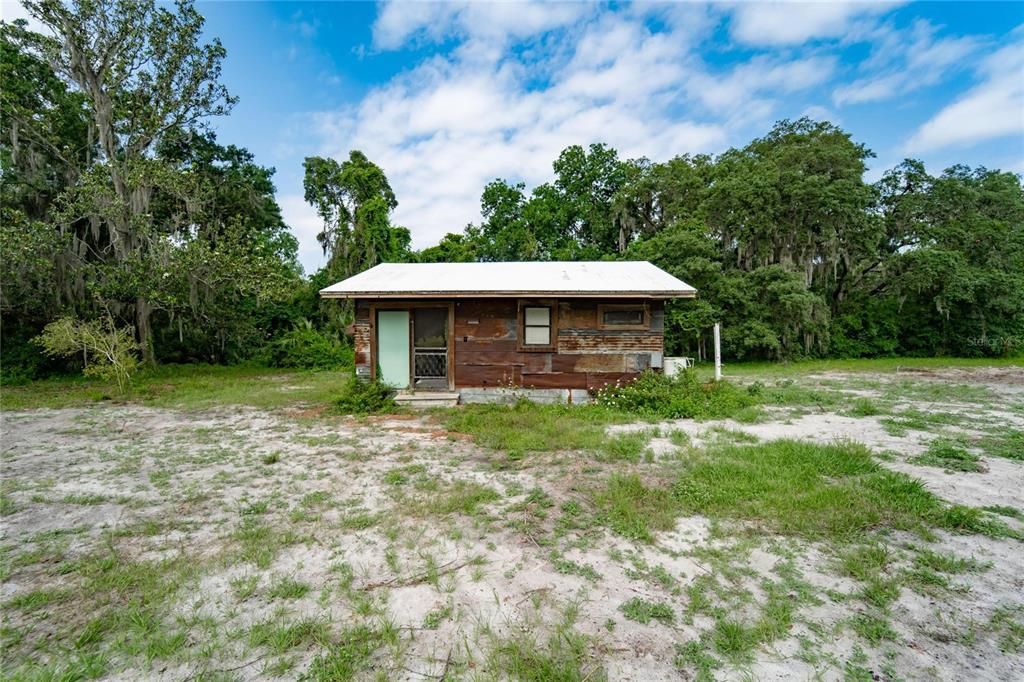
[713,322,722,382]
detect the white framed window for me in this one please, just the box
[523,306,551,346]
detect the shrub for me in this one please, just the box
[265,326,353,370]
[592,370,755,420]
[334,376,397,415]
[33,316,139,394]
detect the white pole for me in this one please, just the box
[713,322,722,382]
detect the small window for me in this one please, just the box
[523,306,551,345]
[603,309,644,326]
[598,304,648,330]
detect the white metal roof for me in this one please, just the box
[320,261,696,299]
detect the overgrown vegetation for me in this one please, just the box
[333,376,397,415]
[593,370,756,419]
[34,316,141,394]
[263,324,354,370]
[444,372,757,456]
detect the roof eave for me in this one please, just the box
[319,290,698,300]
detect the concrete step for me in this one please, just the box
[394,391,460,408]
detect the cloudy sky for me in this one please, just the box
[4,1,1022,273]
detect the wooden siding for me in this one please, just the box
[352,297,663,390]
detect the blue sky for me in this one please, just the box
[4,1,1023,273]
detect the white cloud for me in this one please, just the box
[729,1,899,46]
[905,40,1024,153]
[304,10,765,250]
[0,0,49,33]
[372,0,592,50]
[833,19,981,105]
[292,4,936,256]
[299,3,877,254]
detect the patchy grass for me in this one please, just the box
[592,474,678,543]
[442,400,625,456]
[486,607,602,682]
[4,358,1023,681]
[988,605,1024,653]
[598,430,653,461]
[711,357,1024,381]
[620,597,675,625]
[249,616,330,654]
[911,438,985,473]
[847,397,887,417]
[0,364,347,411]
[305,623,397,681]
[881,409,964,436]
[979,428,1024,461]
[267,575,312,600]
[671,439,1015,541]
[405,479,499,517]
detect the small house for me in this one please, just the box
[320,261,696,404]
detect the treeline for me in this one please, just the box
[1,3,332,382]
[415,125,1024,360]
[2,1,1022,385]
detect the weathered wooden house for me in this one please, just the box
[320,261,696,404]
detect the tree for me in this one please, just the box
[303,151,408,279]
[22,0,237,362]
[877,164,1024,355]
[417,231,480,263]
[475,180,536,261]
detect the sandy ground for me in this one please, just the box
[2,367,1023,681]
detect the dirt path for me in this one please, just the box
[2,368,1023,681]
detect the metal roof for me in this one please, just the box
[320,261,696,299]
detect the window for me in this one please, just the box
[603,308,644,326]
[523,306,551,346]
[598,304,649,330]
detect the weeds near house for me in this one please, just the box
[442,400,620,456]
[333,375,397,415]
[593,370,756,420]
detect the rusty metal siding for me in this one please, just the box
[352,297,666,389]
[451,298,663,389]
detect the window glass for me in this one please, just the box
[523,306,551,345]
[524,326,550,345]
[524,307,550,326]
[603,308,644,326]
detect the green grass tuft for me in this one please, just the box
[592,474,678,543]
[911,438,984,473]
[619,597,675,625]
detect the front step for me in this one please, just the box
[394,391,460,408]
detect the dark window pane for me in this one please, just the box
[604,309,644,325]
[414,308,447,347]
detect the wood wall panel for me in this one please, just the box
[350,297,666,390]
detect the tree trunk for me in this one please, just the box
[136,296,154,365]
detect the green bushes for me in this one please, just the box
[593,370,756,420]
[333,376,396,415]
[264,326,353,370]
